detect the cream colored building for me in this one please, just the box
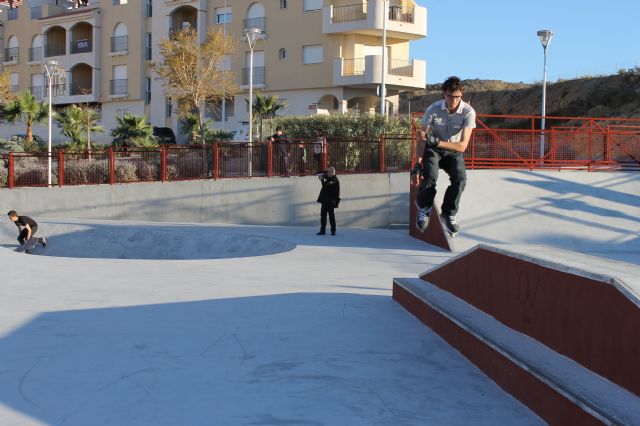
[0,0,426,144]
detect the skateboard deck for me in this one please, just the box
[16,238,39,254]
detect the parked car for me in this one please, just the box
[153,127,176,145]
[10,134,45,143]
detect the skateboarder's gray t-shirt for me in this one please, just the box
[422,99,476,143]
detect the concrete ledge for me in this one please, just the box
[393,278,640,425]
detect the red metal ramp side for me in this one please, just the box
[392,278,640,426]
[418,244,640,398]
[408,186,453,252]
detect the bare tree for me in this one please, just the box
[153,28,238,144]
[0,69,17,106]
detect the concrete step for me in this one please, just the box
[393,277,640,426]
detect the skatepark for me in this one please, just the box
[0,169,638,425]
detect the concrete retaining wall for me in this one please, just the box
[1,173,410,228]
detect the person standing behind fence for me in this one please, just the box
[7,210,47,249]
[313,129,326,172]
[411,76,476,236]
[316,167,340,236]
[268,127,290,177]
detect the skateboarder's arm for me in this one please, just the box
[437,127,473,153]
[24,223,32,240]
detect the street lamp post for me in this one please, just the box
[244,27,261,176]
[537,29,553,161]
[380,0,388,116]
[42,60,64,187]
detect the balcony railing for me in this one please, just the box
[4,47,19,63]
[8,8,18,20]
[45,44,66,57]
[111,35,128,52]
[243,17,265,33]
[50,84,67,97]
[242,67,265,85]
[341,58,365,76]
[29,47,43,62]
[30,86,44,100]
[389,5,414,23]
[331,3,366,23]
[145,46,152,60]
[110,79,128,96]
[31,6,42,19]
[71,39,92,54]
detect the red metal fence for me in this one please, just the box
[2,114,639,189]
[412,113,640,171]
[0,136,411,188]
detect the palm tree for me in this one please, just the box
[110,113,157,147]
[253,94,286,142]
[2,91,48,144]
[56,104,104,152]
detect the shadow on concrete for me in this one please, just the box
[0,293,541,425]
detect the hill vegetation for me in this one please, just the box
[401,68,640,122]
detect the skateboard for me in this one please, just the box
[16,237,39,254]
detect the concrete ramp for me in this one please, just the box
[409,170,640,264]
[393,244,640,425]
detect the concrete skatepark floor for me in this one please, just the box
[0,221,544,425]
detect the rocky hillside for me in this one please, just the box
[401,70,640,123]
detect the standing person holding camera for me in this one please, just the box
[316,167,340,236]
[412,76,476,236]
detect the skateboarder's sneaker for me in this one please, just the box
[39,236,47,247]
[441,214,460,236]
[416,206,432,232]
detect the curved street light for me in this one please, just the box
[244,27,261,177]
[42,60,65,187]
[537,29,554,161]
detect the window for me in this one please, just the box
[145,77,151,104]
[111,23,128,52]
[146,0,153,17]
[10,73,19,93]
[215,7,232,24]
[280,0,287,9]
[220,55,232,71]
[166,98,173,118]
[146,33,152,60]
[278,48,287,61]
[31,6,42,19]
[303,0,322,12]
[302,45,323,64]
[111,65,128,95]
[113,0,128,5]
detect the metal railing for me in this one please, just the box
[243,17,265,33]
[331,3,367,23]
[45,44,66,57]
[111,35,128,52]
[30,86,44,100]
[388,59,413,76]
[242,67,265,85]
[4,47,19,63]
[389,5,414,23]
[0,137,412,188]
[341,58,366,76]
[29,47,43,62]
[110,79,128,96]
[71,39,92,54]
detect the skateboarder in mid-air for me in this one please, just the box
[411,76,476,236]
[7,211,46,253]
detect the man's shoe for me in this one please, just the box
[39,236,47,247]
[316,231,326,235]
[331,230,336,235]
[416,206,432,232]
[441,214,460,236]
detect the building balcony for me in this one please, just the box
[323,0,426,40]
[4,47,19,64]
[333,55,425,90]
[29,47,43,63]
[241,66,266,89]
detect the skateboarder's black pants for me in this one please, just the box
[320,202,336,233]
[416,148,467,216]
[17,225,37,245]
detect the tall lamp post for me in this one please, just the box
[244,27,261,177]
[43,60,64,187]
[537,29,553,160]
[380,0,388,116]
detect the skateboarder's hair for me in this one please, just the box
[442,76,464,93]
[7,210,17,218]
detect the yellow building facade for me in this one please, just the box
[1,0,426,143]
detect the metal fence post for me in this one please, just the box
[108,148,115,184]
[267,141,273,178]
[379,135,385,173]
[213,143,220,180]
[8,153,14,189]
[161,145,167,182]
[58,150,64,187]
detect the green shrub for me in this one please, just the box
[64,159,108,185]
[272,114,412,139]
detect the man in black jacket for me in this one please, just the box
[316,167,340,235]
[7,210,47,250]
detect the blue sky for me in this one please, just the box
[411,0,640,84]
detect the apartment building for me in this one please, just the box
[0,0,426,144]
